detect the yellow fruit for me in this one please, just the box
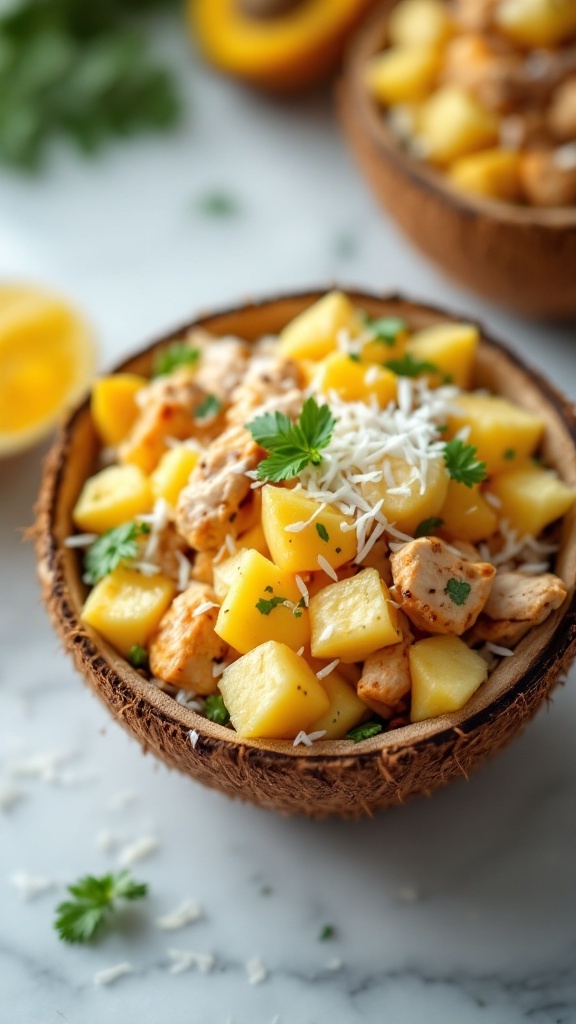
[496,0,576,47]
[214,548,310,655]
[366,45,442,105]
[406,321,479,389]
[81,567,176,657]
[278,291,361,362]
[150,445,200,508]
[409,635,488,722]
[361,455,450,536]
[486,464,576,537]
[447,394,544,476]
[449,149,522,203]
[0,284,96,457]
[388,0,454,47]
[73,464,152,534]
[212,551,244,601]
[218,641,330,740]
[416,85,499,165]
[312,352,398,407]
[237,519,270,559]
[309,568,401,663]
[91,374,148,447]
[261,485,357,573]
[439,480,498,543]
[309,669,368,739]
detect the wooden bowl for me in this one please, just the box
[36,289,576,819]
[338,2,576,319]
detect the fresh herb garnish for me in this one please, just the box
[54,870,147,944]
[204,694,230,726]
[346,721,383,742]
[316,523,329,542]
[414,517,444,538]
[385,353,441,377]
[503,448,516,460]
[247,396,336,483]
[445,578,471,606]
[195,394,221,420]
[0,0,181,171]
[260,884,273,896]
[362,313,406,346]
[443,439,487,487]
[256,595,288,615]
[319,924,336,941]
[128,644,149,670]
[152,341,200,377]
[197,191,239,217]
[83,522,151,584]
[348,353,361,362]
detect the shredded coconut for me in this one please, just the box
[107,790,137,811]
[118,836,159,867]
[175,551,192,592]
[284,502,326,533]
[0,785,24,810]
[9,749,76,784]
[168,949,215,975]
[96,829,127,854]
[63,533,98,548]
[555,143,576,171]
[193,601,219,617]
[189,729,200,748]
[316,660,340,680]
[484,492,502,509]
[94,963,135,986]
[10,871,55,900]
[295,575,310,606]
[318,624,334,643]
[485,641,514,658]
[131,561,160,577]
[293,729,327,747]
[324,958,343,972]
[296,646,305,657]
[246,956,267,985]
[157,899,203,930]
[317,554,338,581]
[212,662,229,679]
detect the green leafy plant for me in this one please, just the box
[204,694,230,726]
[385,354,442,378]
[83,521,150,584]
[152,341,200,377]
[55,870,148,944]
[445,578,471,606]
[247,396,336,483]
[361,313,406,346]
[346,721,383,743]
[414,517,444,538]
[443,439,487,487]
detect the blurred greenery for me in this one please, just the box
[0,0,183,170]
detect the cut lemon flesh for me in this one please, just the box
[0,285,97,456]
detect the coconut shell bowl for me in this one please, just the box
[338,2,576,319]
[36,289,576,819]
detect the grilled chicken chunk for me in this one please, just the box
[149,581,227,693]
[472,571,567,646]
[226,353,303,426]
[357,612,414,719]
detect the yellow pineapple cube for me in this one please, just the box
[278,291,361,362]
[417,85,499,165]
[361,456,449,537]
[261,485,357,573]
[313,352,397,408]
[366,46,442,106]
[214,548,310,654]
[81,567,176,657]
[237,519,270,558]
[310,568,401,663]
[406,321,479,389]
[389,0,454,47]
[439,480,498,543]
[91,374,148,447]
[486,464,576,537]
[73,464,152,534]
[150,445,199,508]
[212,551,244,601]
[496,0,576,47]
[309,669,369,739]
[218,641,330,739]
[449,149,522,203]
[360,321,408,363]
[409,635,488,722]
[447,394,544,476]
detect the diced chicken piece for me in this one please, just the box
[453,0,499,31]
[473,571,567,647]
[358,612,414,719]
[149,581,227,693]
[361,536,393,585]
[151,523,189,582]
[191,549,216,586]
[194,336,251,400]
[445,538,481,561]
[118,370,222,473]
[226,353,303,426]
[175,425,263,551]
[390,536,495,635]
[520,149,576,207]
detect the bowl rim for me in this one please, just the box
[36,286,576,768]
[342,0,576,230]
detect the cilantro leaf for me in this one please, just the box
[503,448,516,460]
[414,517,444,538]
[152,341,200,377]
[316,523,329,542]
[83,522,150,584]
[319,924,336,941]
[255,595,289,615]
[204,694,230,726]
[445,578,471,606]
[128,644,149,670]
[361,313,406,346]
[197,191,239,217]
[385,354,441,378]
[443,439,487,487]
[55,870,147,944]
[195,394,221,420]
[346,721,383,742]
[247,396,336,483]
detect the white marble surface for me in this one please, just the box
[1,19,576,1024]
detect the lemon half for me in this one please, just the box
[0,285,97,457]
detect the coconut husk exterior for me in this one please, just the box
[36,289,576,818]
[338,2,576,318]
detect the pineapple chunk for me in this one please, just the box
[310,568,401,663]
[447,394,544,476]
[366,46,442,106]
[449,149,522,203]
[409,635,488,722]
[406,321,479,389]
[361,456,450,537]
[308,669,369,739]
[91,374,148,447]
[214,548,310,655]
[417,85,499,165]
[81,567,176,657]
[313,352,397,407]
[73,464,152,534]
[389,0,454,47]
[360,322,408,363]
[212,551,244,601]
[150,445,199,508]
[439,480,498,543]
[261,485,357,573]
[218,641,330,740]
[237,519,270,558]
[486,464,576,537]
[496,0,576,47]
[278,291,361,362]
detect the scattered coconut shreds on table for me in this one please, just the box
[8,749,77,784]
[117,836,159,867]
[10,871,55,900]
[167,949,215,975]
[245,955,267,985]
[0,785,25,810]
[156,899,203,931]
[93,963,135,987]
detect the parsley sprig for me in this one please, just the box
[443,439,487,488]
[55,870,148,944]
[204,694,230,726]
[83,521,150,584]
[385,353,442,378]
[247,396,336,483]
[445,578,471,606]
[361,313,406,346]
[152,341,200,377]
